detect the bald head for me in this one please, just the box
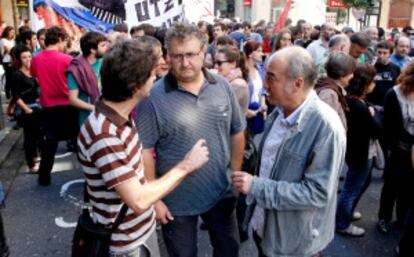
[268,46,317,88]
[364,26,379,41]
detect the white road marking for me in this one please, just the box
[55,217,77,228]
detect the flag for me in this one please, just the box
[274,0,292,33]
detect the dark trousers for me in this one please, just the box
[0,211,9,257]
[336,159,373,229]
[38,106,78,184]
[2,63,13,99]
[252,230,266,257]
[162,192,239,257]
[236,193,249,242]
[378,149,412,224]
[19,111,41,169]
[399,210,414,257]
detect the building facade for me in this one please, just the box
[380,0,414,28]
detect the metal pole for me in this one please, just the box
[12,0,19,30]
[377,0,382,27]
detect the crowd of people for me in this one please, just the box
[0,17,413,257]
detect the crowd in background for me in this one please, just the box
[0,16,413,257]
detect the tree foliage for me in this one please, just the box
[340,0,375,8]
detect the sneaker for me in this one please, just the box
[337,224,365,237]
[377,219,391,234]
[352,211,362,221]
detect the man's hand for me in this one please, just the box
[154,201,174,224]
[232,171,253,194]
[180,139,209,173]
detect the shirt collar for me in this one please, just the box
[164,68,217,93]
[95,100,131,127]
[276,90,315,127]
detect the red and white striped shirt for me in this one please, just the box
[77,101,156,254]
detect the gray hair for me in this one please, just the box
[364,26,378,34]
[329,34,350,50]
[269,46,317,88]
[165,23,208,50]
[395,36,411,47]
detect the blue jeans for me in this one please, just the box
[162,191,239,257]
[336,159,374,230]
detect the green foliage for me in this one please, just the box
[340,0,374,8]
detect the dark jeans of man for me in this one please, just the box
[236,193,249,242]
[38,106,78,185]
[162,191,239,257]
[336,159,374,229]
[18,110,41,169]
[252,230,266,257]
[399,210,414,257]
[0,211,9,257]
[378,149,411,224]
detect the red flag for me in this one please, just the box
[274,0,292,33]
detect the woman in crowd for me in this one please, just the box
[215,46,249,114]
[0,26,16,99]
[10,45,41,173]
[336,64,382,237]
[215,45,250,242]
[315,52,356,130]
[243,40,267,134]
[378,63,414,234]
[273,28,293,52]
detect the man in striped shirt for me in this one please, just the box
[78,39,209,257]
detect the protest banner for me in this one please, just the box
[31,0,185,34]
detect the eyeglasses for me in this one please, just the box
[215,60,230,66]
[169,49,202,62]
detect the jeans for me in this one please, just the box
[38,106,78,184]
[378,149,411,223]
[18,110,41,169]
[162,191,239,257]
[0,211,9,257]
[2,63,13,99]
[336,159,374,230]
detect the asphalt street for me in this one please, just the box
[2,143,402,257]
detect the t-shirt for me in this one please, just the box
[67,58,102,125]
[10,70,39,104]
[0,38,15,63]
[394,86,414,136]
[78,101,156,254]
[367,62,400,106]
[31,49,72,108]
[229,31,245,49]
[206,43,216,64]
[307,39,327,64]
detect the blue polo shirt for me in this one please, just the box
[135,69,246,215]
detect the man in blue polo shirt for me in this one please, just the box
[136,23,245,257]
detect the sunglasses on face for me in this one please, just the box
[215,60,230,66]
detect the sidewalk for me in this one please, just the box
[0,91,24,199]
